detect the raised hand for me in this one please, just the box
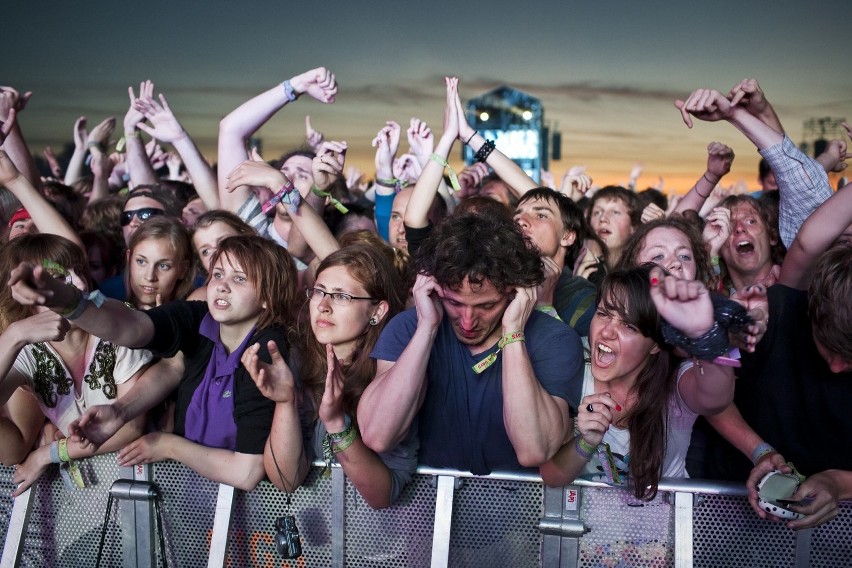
[702,206,732,257]
[305,115,324,153]
[72,116,88,149]
[225,147,283,205]
[134,93,188,144]
[501,285,537,334]
[451,80,475,143]
[815,139,850,173]
[406,118,434,162]
[728,78,771,118]
[43,147,63,179]
[456,162,488,198]
[392,153,421,185]
[312,140,348,191]
[240,340,296,403]
[706,141,735,181]
[540,170,556,190]
[8,262,70,308]
[345,165,366,192]
[648,266,714,339]
[88,117,117,148]
[0,108,16,146]
[0,86,31,122]
[124,80,154,134]
[675,89,735,128]
[640,202,665,224]
[372,121,401,178]
[560,166,593,201]
[289,67,337,104]
[89,146,115,179]
[68,404,125,450]
[442,77,460,143]
[412,274,444,330]
[318,344,347,433]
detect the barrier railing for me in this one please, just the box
[1,454,850,567]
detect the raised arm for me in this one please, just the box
[0,151,83,249]
[728,78,784,134]
[358,274,442,453]
[404,78,458,229]
[674,142,735,215]
[454,80,538,197]
[0,87,40,191]
[778,181,852,290]
[9,262,155,347]
[135,92,219,210]
[123,81,158,186]
[217,68,337,211]
[64,117,89,186]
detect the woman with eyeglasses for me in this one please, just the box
[243,244,417,508]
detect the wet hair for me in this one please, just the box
[415,209,544,291]
[587,186,642,227]
[517,187,585,262]
[126,216,194,305]
[0,234,90,332]
[208,235,297,332]
[809,246,852,365]
[297,244,404,423]
[617,216,716,288]
[596,264,675,500]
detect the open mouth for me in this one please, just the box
[736,240,755,254]
[595,343,616,366]
[214,299,229,307]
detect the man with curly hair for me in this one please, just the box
[358,209,583,474]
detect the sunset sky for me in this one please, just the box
[6,0,850,193]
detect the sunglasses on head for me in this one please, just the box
[120,207,164,227]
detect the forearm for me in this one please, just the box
[0,390,43,465]
[218,83,292,210]
[405,133,453,229]
[466,132,537,197]
[818,470,852,501]
[285,191,338,262]
[727,107,784,151]
[113,357,183,423]
[264,399,309,493]
[63,147,87,186]
[5,175,83,249]
[539,436,590,487]
[53,297,155,348]
[167,436,266,491]
[90,166,111,203]
[172,135,219,210]
[335,435,394,509]
[357,327,436,453]
[123,134,158,186]
[674,172,717,215]
[501,343,569,466]
[3,126,42,191]
[705,403,764,460]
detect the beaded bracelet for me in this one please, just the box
[474,140,496,163]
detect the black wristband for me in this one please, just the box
[474,140,496,163]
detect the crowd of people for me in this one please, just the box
[0,70,850,534]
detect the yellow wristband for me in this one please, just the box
[58,437,71,463]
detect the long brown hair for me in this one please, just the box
[297,244,405,423]
[598,265,675,500]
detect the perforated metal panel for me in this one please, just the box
[809,503,852,568]
[228,468,334,567]
[692,493,795,567]
[579,486,674,567]
[0,465,15,542]
[18,454,124,567]
[151,459,220,568]
[448,476,543,567]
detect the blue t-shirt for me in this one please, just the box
[371,308,583,474]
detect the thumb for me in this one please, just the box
[250,147,264,162]
[267,340,283,365]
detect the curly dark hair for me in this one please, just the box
[414,208,544,291]
[517,187,585,265]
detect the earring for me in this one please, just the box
[369,316,378,326]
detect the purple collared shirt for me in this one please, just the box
[183,314,256,450]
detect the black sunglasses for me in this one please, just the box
[120,207,164,227]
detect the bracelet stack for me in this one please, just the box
[474,140,496,163]
[375,177,408,193]
[574,436,597,461]
[321,416,357,474]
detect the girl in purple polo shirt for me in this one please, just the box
[10,235,297,491]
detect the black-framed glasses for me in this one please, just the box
[305,287,375,306]
[120,207,165,227]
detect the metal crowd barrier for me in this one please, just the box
[1,453,850,567]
